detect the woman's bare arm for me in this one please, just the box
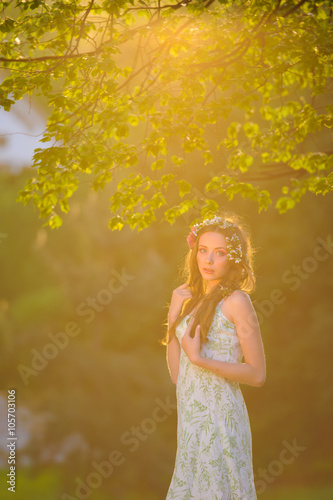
[165,283,193,384]
[166,332,181,384]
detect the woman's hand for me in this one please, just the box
[181,318,202,364]
[168,283,193,325]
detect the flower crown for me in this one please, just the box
[186,215,245,264]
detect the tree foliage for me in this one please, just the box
[1,0,332,230]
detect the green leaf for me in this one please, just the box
[47,214,63,229]
[176,180,191,198]
[275,196,296,213]
[151,159,165,171]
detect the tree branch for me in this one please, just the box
[282,0,308,17]
[0,46,106,63]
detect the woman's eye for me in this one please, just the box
[199,248,226,256]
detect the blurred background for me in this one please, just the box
[0,96,333,500]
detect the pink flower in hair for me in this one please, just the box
[186,228,197,249]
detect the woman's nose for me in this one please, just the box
[205,253,213,263]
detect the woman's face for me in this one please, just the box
[196,231,230,289]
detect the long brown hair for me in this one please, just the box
[161,212,255,346]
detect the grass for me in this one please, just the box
[1,467,332,500]
[259,485,333,500]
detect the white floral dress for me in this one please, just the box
[166,298,257,500]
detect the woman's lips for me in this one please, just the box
[203,268,214,274]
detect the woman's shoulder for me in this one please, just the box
[220,290,252,316]
[227,289,250,302]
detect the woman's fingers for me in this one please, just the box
[194,325,201,339]
[184,322,200,338]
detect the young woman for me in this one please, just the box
[164,213,266,499]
